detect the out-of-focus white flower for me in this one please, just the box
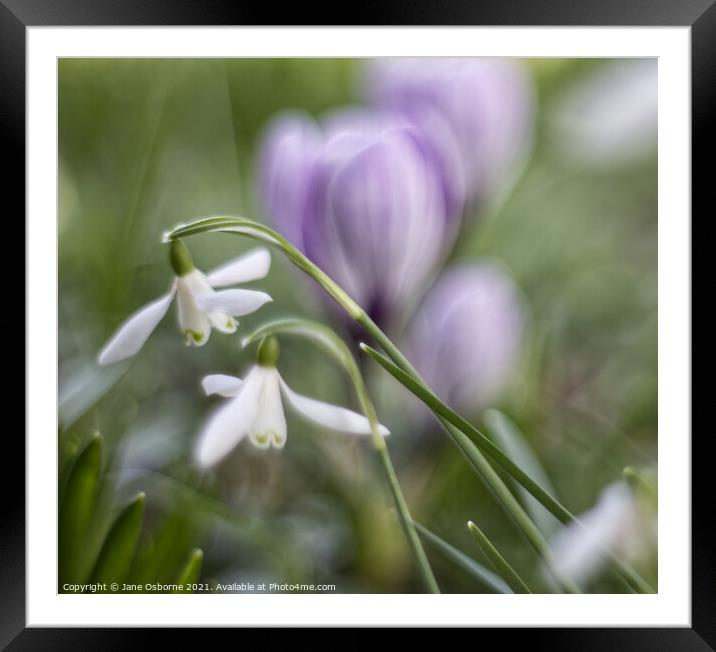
[97,243,272,365]
[551,59,657,166]
[194,337,389,468]
[546,481,653,586]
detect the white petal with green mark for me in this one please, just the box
[194,367,265,468]
[249,368,287,449]
[176,275,211,346]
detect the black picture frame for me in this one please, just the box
[6,0,706,644]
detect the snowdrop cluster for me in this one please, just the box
[98,241,388,469]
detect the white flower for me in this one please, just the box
[546,481,650,586]
[97,246,272,365]
[194,350,390,468]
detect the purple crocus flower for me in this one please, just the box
[258,111,323,250]
[406,262,525,412]
[258,109,451,326]
[364,58,535,209]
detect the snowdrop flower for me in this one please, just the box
[97,241,272,365]
[194,337,389,468]
[546,481,654,586]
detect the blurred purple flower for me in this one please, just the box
[364,58,535,209]
[406,262,525,412]
[258,109,451,326]
[258,111,323,249]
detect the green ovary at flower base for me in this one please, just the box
[96,242,273,365]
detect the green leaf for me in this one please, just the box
[90,492,145,587]
[173,548,204,593]
[360,343,574,524]
[467,521,532,594]
[414,522,513,594]
[484,409,559,535]
[59,433,102,584]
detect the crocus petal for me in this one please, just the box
[194,289,272,317]
[249,368,287,449]
[207,248,272,287]
[97,290,175,365]
[176,276,211,346]
[279,376,390,436]
[201,374,243,397]
[194,367,264,468]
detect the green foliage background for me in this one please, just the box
[58,58,657,593]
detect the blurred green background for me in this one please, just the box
[58,58,657,593]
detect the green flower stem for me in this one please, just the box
[165,217,652,594]
[467,521,532,594]
[242,318,439,594]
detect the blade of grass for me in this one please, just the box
[467,521,532,594]
[484,409,560,535]
[173,548,204,593]
[413,522,513,594]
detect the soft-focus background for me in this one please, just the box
[58,58,657,593]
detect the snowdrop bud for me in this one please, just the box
[257,336,280,367]
[169,239,194,277]
[406,262,525,413]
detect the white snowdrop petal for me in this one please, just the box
[279,376,390,436]
[176,277,212,345]
[207,248,272,287]
[249,369,287,449]
[97,290,175,365]
[194,367,264,468]
[194,289,272,317]
[201,374,243,397]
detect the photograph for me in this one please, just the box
[57,56,659,597]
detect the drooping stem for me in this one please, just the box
[241,319,439,594]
